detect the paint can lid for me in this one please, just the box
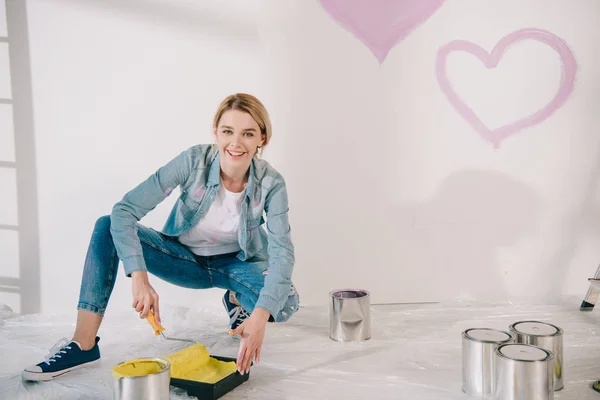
[498,344,550,361]
[512,321,559,336]
[464,328,511,343]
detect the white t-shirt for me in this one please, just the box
[178,184,245,256]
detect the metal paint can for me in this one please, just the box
[462,328,513,399]
[494,343,554,400]
[329,289,371,342]
[509,321,563,391]
[112,357,171,400]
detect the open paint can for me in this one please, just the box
[509,321,563,391]
[329,289,371,342]
[112,357,171,400]
[462,328,513,399]
[494,343,554,400]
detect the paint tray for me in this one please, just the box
[170,355,251,399]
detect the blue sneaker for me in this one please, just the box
[222,291,249,331]
[22,336,101,381]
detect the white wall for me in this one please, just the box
[1,0,599,315]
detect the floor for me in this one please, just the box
[1,296,599,399]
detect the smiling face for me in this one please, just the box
[214,109,265,172]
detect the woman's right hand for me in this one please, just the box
[131,270,161,325]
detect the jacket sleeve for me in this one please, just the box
[110,148,194,276]
[254,178,295,317]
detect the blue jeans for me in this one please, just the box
[77,216,299,323]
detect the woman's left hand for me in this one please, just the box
[230,308,270,374]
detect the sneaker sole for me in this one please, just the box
[22,359,101,382]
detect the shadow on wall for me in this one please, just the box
[551,154,600,295]
[407,169,541,301]
[288,167,541,304]
[52,0,259,41]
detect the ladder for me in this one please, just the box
[0,0,41,314]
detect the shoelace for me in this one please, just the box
[43,337,72,365]
[229,305,249,326]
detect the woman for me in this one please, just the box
[22,93,300,381]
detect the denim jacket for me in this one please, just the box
[109,144,295,318]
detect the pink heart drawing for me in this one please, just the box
[436,28,577,148]
[319,0,446,63]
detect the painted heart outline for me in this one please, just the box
[436,28,577,148]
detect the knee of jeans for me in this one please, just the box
[95,215,111,231]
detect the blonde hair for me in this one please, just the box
[213,93,272,156]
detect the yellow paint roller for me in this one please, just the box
[144,311,237,383]
[146,311,196,344]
